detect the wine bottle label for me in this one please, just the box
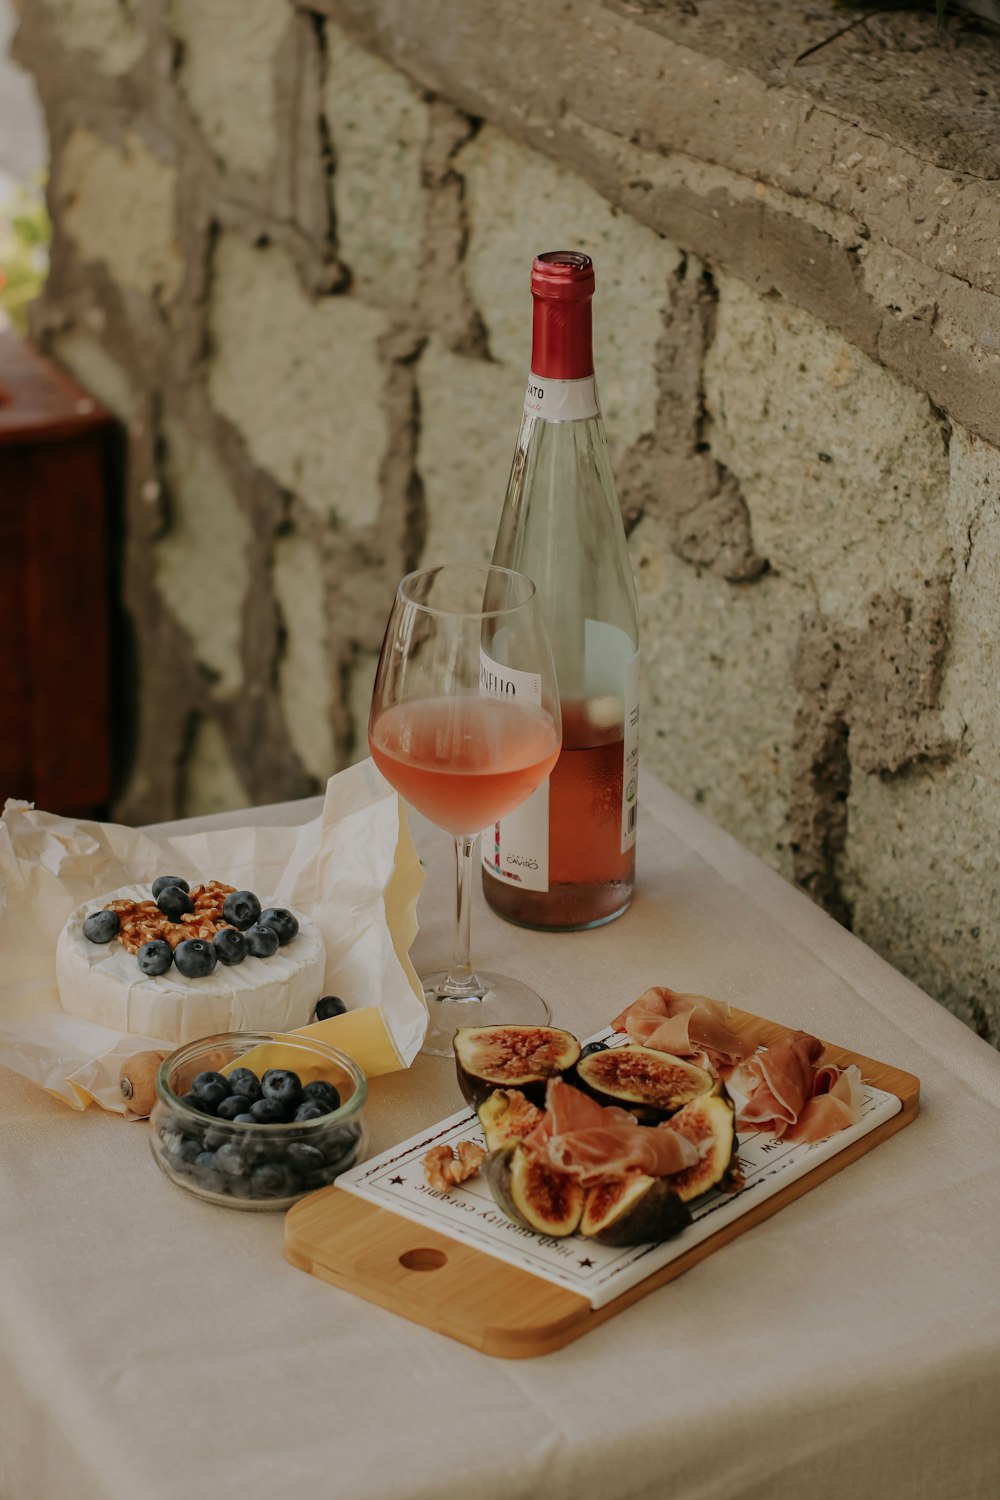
[621,649,640,854]
[478,649,541,706]
[523,373,599,423]
[482,780,550,892]
[479,648,549,891]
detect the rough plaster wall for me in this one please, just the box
[13,0,1000,1045]
[59,129,183,306]
[169,0,292,179]
[209,233,390,528]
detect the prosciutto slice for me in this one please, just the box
[786,1063,865,1144]
[612,986,754,1074]
[731,1030,824,1138]
[522,1078,699,1188]
[732,1033,867,1143]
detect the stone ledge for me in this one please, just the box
[304,0,1000,448]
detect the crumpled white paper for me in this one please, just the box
[0,760,425,1112]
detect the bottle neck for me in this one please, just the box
[531,295,594,380]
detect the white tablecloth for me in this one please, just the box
[2,776,999,1500]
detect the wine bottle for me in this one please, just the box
[482,251,640,930]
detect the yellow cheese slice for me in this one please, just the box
[221,1004,404,1086]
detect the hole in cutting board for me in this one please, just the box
[399,1248,448,1272]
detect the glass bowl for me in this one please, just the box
[150,1031,368,1211]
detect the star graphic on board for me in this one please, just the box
[389,1175,405,1185]
[578,1257,595,1268]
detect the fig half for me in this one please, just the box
[454,1024,581,1109]
[574,1044,713,1121]
[483,1142,584,1237]
[667,1091,736,1203]
[477,1089,545,1153]
[580,1174,692,1246]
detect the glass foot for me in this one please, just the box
[420,971,552,1057]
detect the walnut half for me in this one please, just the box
[422,1140,486,1192]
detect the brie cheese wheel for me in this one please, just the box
[56,886,326,1044]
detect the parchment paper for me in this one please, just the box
[0,760,425,1112]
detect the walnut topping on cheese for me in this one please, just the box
[112,882,237,954]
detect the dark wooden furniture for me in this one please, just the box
[0,332,117,817]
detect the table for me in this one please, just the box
[2,775,999,1500]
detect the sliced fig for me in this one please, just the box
[482,1142,584,1237]
[477,1088,545,1153]
[666,1091,736,1203]
[580,1174,692,1246]
[454,1024,581,1109]
[574,1044,713,1121]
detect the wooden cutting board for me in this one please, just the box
[284,1012,920,1358]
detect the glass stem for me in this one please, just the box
[440,835,483,999]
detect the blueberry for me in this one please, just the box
[227,1068,262,1104]
[314,995,347,1021]
[241,1134,284,1165]
[216,1094,252,1121]
[287,1142,326,1175]
[190,1083,228,1113]
[169,1134,202,1165]
[203,1126,230,1151]
[192,1151,228,1193]
[192,1070,229,1098]
[214,1142,247,1178]
[221,890,261,931]
[259,907,298,946]
[179,1091,212,1114]
[298,1169,337,1192]
[152,876,190,900]
[244,923,279,959]
[233,1112,256,1125]
[137,939,173,976]
[321,1122,361,1166]
[174,939,218,979]
[249,1097,286,1125]
[301,1080,341,1113]
[293,1102,327,1122]
[156,884,194,921]
[262,1069,303,1113]
[213,928,247,966]
[83,909,120,944]
[579,1041,609,1059]
[250,1162,296,1199]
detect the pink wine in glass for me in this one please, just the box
[370,696,560,838]
[483,699,632,928]
[485,252,640,930]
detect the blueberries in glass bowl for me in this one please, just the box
[149,1032,368,1211]
[261,1069,303,1114]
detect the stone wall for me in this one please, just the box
[11,0,1000,1043]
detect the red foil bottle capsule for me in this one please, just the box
[530,252,595,380]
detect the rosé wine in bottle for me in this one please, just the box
[483,252,640,930]
[369,695,560,838]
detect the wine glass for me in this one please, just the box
[369,564,562,1056]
